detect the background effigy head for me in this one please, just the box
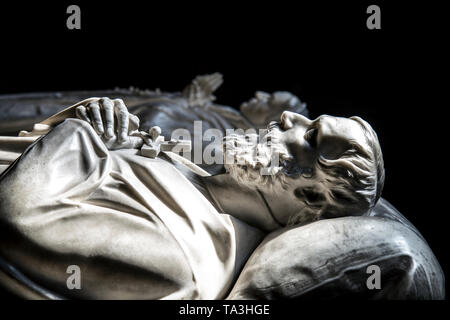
[240,91,308,127]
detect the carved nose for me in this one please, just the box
[281,111,294,128]
[281,111,310,129]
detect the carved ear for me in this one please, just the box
[182,73,224,107]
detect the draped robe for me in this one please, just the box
[0,119,263,299]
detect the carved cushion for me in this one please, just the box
[226,198,445,300]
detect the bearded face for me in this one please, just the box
[222,123,294,188]
[221,111,383,227]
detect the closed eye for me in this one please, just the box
[304,128,318,147]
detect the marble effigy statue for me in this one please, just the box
[0,74,445,299]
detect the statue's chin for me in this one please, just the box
[225,161,276,190]
[222,133,289,188]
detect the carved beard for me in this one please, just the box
[222,127,292,189]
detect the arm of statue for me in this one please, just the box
[20,97,144,150]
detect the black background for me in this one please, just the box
[0,0,448,304]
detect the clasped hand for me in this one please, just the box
[75,97,143,149]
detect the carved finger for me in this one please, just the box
[114,99,129,142]
[129,114,140,131]
[87,102,104,134]
[75,105,91,123]
[100,98,114,139]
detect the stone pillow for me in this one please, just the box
[227,215,444,300]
